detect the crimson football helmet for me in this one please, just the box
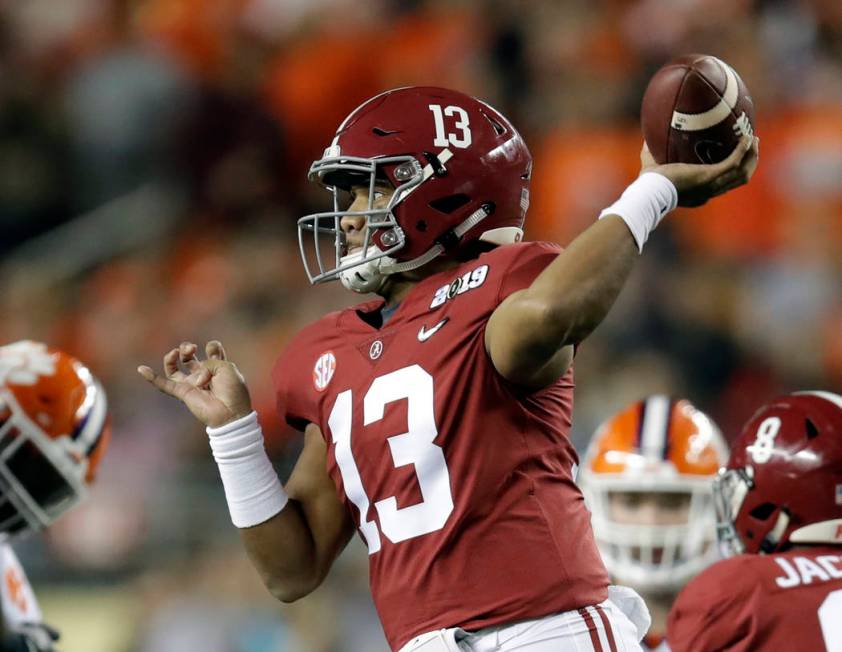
[298,86,532,292]
[0,341,110,537]
[715,391,842,556]
[579,396,728,593]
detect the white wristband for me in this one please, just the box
[598,172,678,252]
[206,411,288,528]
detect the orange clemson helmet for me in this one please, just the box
[578,395,728,593]
[0,341,110,537]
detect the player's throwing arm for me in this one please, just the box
[485,134,757,389]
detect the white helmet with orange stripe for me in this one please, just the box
[579,395,728,593]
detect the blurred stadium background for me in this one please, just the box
[0,0,840,650]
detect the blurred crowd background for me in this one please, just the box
[0,0,840,650]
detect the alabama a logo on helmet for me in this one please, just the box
[313,352,336,392]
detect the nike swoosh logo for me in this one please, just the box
[418,318,449,342]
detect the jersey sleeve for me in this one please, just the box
[271,331,322,432]
[495,241,562,302]
[667,558,757,652]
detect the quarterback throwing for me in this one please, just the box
[139,87,758,651]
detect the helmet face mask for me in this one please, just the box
[580,396,727,594]
[299,154,423,287]
[586,476,720,593]
[713,466,753,557]
[298,87,531,290]
[0,341,109,539]
[0,391,87,536]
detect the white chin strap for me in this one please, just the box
[338,244,441,294]
[339,249,390,293]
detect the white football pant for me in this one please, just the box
[398,585,649,652]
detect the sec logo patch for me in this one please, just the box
[313,352,336,392]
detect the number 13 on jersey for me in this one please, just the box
[327,365,454,554]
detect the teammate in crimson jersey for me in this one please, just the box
[579,396,728,652]
[139,86,758,651]
[667,391,842,652]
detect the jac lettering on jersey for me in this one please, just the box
[668,546,842,652]
[273,242,609,651]
[774,554,842,587]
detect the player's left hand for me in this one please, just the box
[137,341,254,428]
[641,134,759,207]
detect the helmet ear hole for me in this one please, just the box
[429,194,471,214]
[749,502,777,521]
[805,418,819,439]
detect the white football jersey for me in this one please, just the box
[0,542,43,629]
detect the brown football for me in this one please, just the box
[641,54,755,164]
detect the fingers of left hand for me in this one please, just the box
[206,340,227,361]
[190,367,212,388]
[137,365,155,382]
[179,341,202,372]
[163,349,184,379]
[138,366,184,398]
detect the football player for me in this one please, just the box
[667,391,842,651]
[139,87,758,651]
[0,340,110,652]
[579,396,729,651]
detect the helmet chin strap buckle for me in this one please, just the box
[436,202,496,249]
[434,229,460,250]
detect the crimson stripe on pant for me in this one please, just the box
[578,608,603,652]
[595,605,618,652]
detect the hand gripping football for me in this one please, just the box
[641,54,755,164]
